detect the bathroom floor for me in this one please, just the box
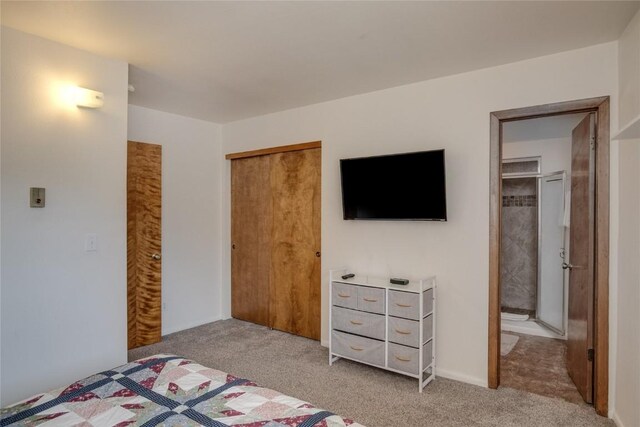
[500,332,584,405]
[501,307,535,318]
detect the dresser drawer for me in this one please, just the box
[388,314,434,348]
[388,290,420,320]
[388,317,419,348]
[387,341,433,375]
[388,288,434,320]
[332,282,358,310]
[332,330,385,367]
[357,286,385,314]
[332,306,385,340]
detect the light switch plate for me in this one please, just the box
[30,188,45,208]
[85,234,97,252]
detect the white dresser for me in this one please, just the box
[329,269,436,392]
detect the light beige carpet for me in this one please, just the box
[128,319,612,427]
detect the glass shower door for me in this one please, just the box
[537,172,566,335]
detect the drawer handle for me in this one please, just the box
[363,297,378,302]
[395,303,413,308]
[350,345,364,352]
[395,329,412,335]
[338,293,351,298]
[394,355,412,362]
[350,320,364,325]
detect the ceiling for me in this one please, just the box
[503,113,589,143]
[2,1,638,123]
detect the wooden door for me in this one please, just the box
[566,113,595,403]
[231,155,272,326]
[269,148,321,340]
[127,141,162,349]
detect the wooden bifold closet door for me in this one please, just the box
[231,146,321,340]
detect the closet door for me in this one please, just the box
[127,141,162,349]
[269,148,321,340]
[231,156,272,326]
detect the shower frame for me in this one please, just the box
[501,164,568,336]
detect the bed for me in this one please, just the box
[1,354,363,427]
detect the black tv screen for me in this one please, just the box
[340,149,447,221]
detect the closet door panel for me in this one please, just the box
[269,148,321,340]
[127,141,162,349]
[231,156,272,326]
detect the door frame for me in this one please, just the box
[225,140,321,160]
[488,96,610,415]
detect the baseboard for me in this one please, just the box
[435,368,488,388]
[323,339,486,388]
[611,411,625,427]
[162,316,222,336]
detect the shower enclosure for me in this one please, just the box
[537,172,567,334]
[501,157,568,337]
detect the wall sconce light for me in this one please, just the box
[59,85,104,109]
[73,87,104,108]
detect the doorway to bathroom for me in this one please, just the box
[499,118,580,404]
[488,97,610,416]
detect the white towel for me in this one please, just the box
[501,333,519,356]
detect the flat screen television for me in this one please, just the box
[340,149,447,221]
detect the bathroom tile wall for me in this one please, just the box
[501,178,538,312]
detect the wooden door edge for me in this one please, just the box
[488,113,501,389]
[488,97,610,415]
[225,141,321,160]
[593,98,609,416]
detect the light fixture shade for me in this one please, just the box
[74,87,104,108]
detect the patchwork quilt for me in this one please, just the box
[1,355,364,427]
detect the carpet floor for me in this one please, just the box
[128,319,613,427]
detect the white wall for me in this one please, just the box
[0,27,128,405]
[127,106,223,335]
[503,137,572,175]
[613,9,640,427]
[613,139,640,427]
[221,42,618,387]
[618,10,640,127]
